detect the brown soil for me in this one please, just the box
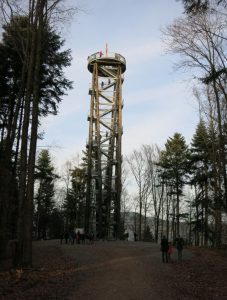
[0,240,227,300]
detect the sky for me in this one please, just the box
[38,0,199,170]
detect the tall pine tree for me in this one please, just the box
[159,133,189,238]
[34,150,58,239]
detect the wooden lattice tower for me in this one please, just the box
[85,51,126,239]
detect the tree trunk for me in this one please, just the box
[204,177,209,246]
[212,79,227,210]
[139,194,142,241]
[16,2,39,268]
[176,175,180,237]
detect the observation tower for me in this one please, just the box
[85,49,126,239]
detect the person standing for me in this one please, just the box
[76,231,81,244]
[60,233,64,244]
[89,231,94,244]
[161,235,169,263]
[175,235,184,261]
[64,232,69,244]
[167,242,174,262]
[71,231,76,245]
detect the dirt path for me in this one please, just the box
[2,240,227,299]
[61,241,192,300]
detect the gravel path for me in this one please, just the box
[2,240,227,299]
[61,241,193,300]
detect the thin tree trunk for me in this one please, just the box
[212,79,227,210]
[17,2,38,267]
[139,195,142,241]
[25,0,45,268]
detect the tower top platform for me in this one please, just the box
[87,52,126,75]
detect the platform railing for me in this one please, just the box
[87,52,126,65]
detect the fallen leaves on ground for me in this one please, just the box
[0,242,78,300]
[0,242,227,300]
[170,246,227,299]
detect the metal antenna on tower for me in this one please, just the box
[85,49,126,239]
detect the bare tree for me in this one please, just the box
[126,148,152,240]
[143,145,165,242]
[120,160,131,229]
[162,9,227,213]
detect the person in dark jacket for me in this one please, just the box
[161,235,169,263]
[175,235,184,261]
[64,232,69,244]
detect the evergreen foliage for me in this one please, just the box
[63,167,86,230]
[34,150,58,239]
[179,0,227,14]
[158,133,189,237]
[0,7,72,267]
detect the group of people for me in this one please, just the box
[161,235,184,263]
[60,231,94,245]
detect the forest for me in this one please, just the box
[0,0,227,271]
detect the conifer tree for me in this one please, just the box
[64,167,86,230]
[159,133,189,238]
[190,120,210,245]
[0,2,73,266]
[34,150,58,239]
